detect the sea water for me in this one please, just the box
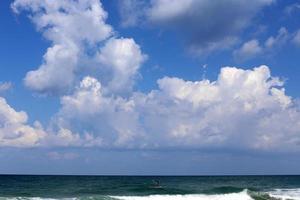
[0,175,300,200]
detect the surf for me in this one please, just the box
[111,189,254,200]
[267,188,300,200]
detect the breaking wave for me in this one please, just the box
[111,189,253,200]
[267,188,300,200]
[2,188,300,200]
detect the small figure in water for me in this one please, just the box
[152,179,161,188]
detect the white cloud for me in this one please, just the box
[44,127,103,147]
[60,76,103,117]
[9,0,300,153]
[147,0,195,21]
[24,42,79,94]
[12,0,146,96]
[1,65,300,152]
[234,27,290,61]
[233,39,263,61]
[12,0,113,95]
[56,76,143,147]
[118,0,147,27]
[293,29,300,46]
[118,0,274,54]
[96,38,147,95]
[0,94,105,148]
[51,65,300,152]
[12,0,112,94]
[0,82,12,93]
[130,65,298,151]
[264,27,289,49]
[12,0,112,44]
[0,97,46,147]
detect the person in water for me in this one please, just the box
[152,179,161,187]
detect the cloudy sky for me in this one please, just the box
[0,0,300,175]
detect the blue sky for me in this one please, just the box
[0,0,300,175]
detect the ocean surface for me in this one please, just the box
[0,175,300,200]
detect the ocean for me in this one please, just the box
[0,175,300,200]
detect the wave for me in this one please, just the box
[0,191,254,200]
[2,188,300,200]
[111,189,254,200]
[267,188,300,200]
[111,189,300,200]
[0,198,77,200]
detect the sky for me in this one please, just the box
[0,0,300,175]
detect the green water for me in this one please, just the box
[0,175,300,199]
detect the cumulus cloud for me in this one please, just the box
[0,93,106,148]
[0,79,105,147]
[12,0,113,95]
[12,0,145,96]
[96,38,147,95]
[12,0,113,44]
[130,65,298,151]
[0,97,46,147]
[51,65,300,152]
[9,0,300,153]
[234,27,290,61]
[1,65,300,152]
[118,0,274,54]
[24,42,80,94]
[56,76,143,147]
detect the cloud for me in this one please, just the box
[0,79,105,148]
[0,93,105,148]
[11,0,113,44]
[52,65,300,152]
[0,82,12,93]
[96,38,147,95]
[131,65,297,151]
[1,65,300,152]
[12,0,113,95]
[118,0,148,27]
[293,29,300,46]
[0,97,46,147]
[118,0,274,54]
[24,42,80,94]
[264,27,289,49]
[234,27,290,61]
[47,151,79,160]
[12,0,146,96]
[9,0,300,153]
[233,39,263,61]
[56,76,143,147]
[284,2,300,15]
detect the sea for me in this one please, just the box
[0,175,300,200]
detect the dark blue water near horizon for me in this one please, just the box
[1,175,300,199]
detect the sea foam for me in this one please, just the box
[111,189,253,200]
[267,188,300,200]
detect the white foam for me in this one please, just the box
[111,189,253,200]
[268,188,300,200]
[0,198,76,200]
